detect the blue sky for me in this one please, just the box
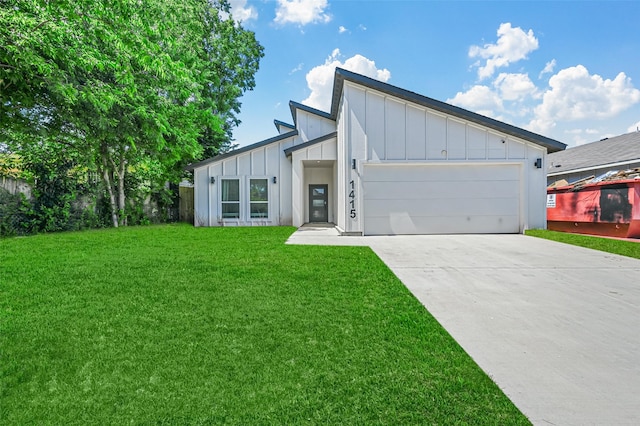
[227,0,640,148]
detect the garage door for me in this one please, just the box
[363,164,521,235]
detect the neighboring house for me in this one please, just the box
[547,131,640,186]
[187,68,566,236]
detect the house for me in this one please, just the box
[547,131,640,186]
[186,68,566,236]
[545,131,640,239]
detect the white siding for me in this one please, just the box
[385,98,406,160]
[191,135,296,227]
[295,109,336,143]
[366,92,386,161]
[340,82,533,164]
[339,81,548,235]
[406,105,426,160]
[426,111,448,160]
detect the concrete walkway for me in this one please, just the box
[286,227,640,425]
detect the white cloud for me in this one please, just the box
[302,49,391,110]
[274,0,331,26]
[565,129,583,135]
[447,85,503,118]
[493,73,538,101]
[529,65,640,134]
[290,63,304,74]
[227,0,258,22]
[338,25,348,34]
[628,121,640,133]
[469,23,539,80]
[358,24,367,31]
[539,59,556,79]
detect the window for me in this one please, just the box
[249,179,268,218]
[221,179,240,218]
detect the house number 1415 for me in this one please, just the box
[349,180,357,219]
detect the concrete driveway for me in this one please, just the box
[287,229,640,425]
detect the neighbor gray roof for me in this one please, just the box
[184,130,298,171]
[329,68,566,153]
[547,131,640,176]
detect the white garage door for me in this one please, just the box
[363,164,521,235]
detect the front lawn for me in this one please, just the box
[1,225,528,424]
[526,229,640,259]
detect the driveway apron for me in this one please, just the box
[287,231,640,425]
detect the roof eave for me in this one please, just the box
[289,101,333,125]
[185,130,299,171]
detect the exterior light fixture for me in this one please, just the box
[210,176,215,184]
[352,159,356,169]
[534,158,542,169]
[273,176,277,184]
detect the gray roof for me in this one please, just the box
[187,68,568,171]
[273,119,295,131]
[185,130,298,171]
[547,131,640,175]
[289,100,333,124]
[330,68,566,153]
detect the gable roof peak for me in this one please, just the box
[330,67,566,153]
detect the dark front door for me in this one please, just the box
[309,184,328,222]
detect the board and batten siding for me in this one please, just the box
[338,82,548,234]
[192,136,296,227]
[294,109,336,143]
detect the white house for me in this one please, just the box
[187,68,566,236]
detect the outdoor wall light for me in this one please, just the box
[210,176,215,184]
[273,176,277,184]
[352,159,356,169]
[534,158,542,169]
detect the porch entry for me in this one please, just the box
[309,184,328,222]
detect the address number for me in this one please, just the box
[349,180,357,219]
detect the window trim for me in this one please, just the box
[216,176,272,222]
[218,176,242,221]
[247,176,270,221]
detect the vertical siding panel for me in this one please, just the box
[488,132,507,159]
[223,158,237,175]
[348,85,367,162]
[237,153,251,175]
[526,143,546,229]
[426,111,447,160]
[251,149,266,175]
[447,118,466,160]
[467,125,487,160]
[366,91,385,161]
[406,105,426,160]
[193,168,208,226]
[385,98,406,160]
[507,138,526,159]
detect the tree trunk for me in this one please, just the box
[100,150,119,228]
[117,152,127,226]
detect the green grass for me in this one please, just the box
[526,229,640,259]
[1,225,528,425]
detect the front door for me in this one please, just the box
[309,184,328,222]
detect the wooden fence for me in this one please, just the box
[179,185,194,225]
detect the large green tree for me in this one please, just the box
[0,0,263,227]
